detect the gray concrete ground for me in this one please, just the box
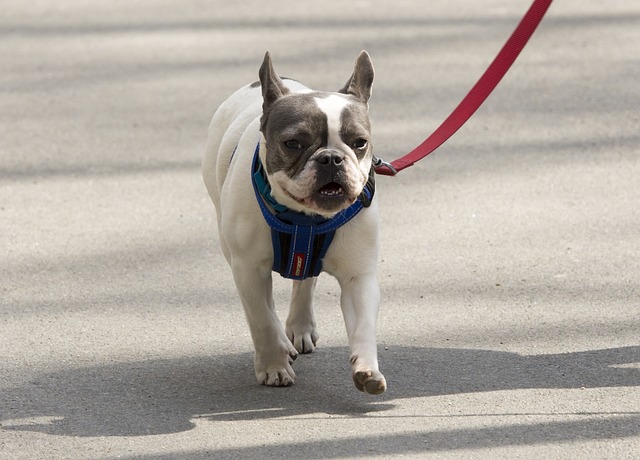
[1,0,639,458]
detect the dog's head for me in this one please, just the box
[258,51,375,218]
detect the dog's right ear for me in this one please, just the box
[259,52,288,131]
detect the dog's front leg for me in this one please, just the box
[233,266,299,386]
[286,278,320,354]
[339,273,387,395]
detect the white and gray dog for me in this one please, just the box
[202,51,386,394]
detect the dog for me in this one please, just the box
[202,51,386,394]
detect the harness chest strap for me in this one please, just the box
[251,143,375,280]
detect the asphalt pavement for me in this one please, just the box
[1,0,639,458]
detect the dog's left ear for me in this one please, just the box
[339,50,374,104]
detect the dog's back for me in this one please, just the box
[202,79,310,212]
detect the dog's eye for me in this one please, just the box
[284,140,304,151]
[352,139,368,150]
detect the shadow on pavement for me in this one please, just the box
[1,345,638,440]
[112,415,640,459]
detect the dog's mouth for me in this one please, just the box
[283,180,355,214]
[309,180,357,213]
[318,182,344,198]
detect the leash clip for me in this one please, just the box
[372,155,398,176]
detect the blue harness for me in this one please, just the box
[250,143,375,280]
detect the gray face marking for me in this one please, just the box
[262,92,329,177]
[340,100,372,159]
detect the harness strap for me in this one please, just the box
[253,159,288,213]
[251,143,374,279]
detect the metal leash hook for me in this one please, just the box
[372,155,398,176]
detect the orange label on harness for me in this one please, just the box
[293,253,305,277]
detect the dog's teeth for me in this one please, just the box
[320,188,342,197]
[318,184,344,197]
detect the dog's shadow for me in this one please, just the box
[1,345,638,437]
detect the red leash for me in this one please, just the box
[374,0,553,176]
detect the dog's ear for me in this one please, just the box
[339,50,374,104]
[259,52,288,128]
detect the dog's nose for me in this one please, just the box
[315,150,344,166]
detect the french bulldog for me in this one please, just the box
[202,51,386,394]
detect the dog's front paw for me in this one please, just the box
[255,347,298,387]
[257,366,295,387]
[350,355,386,395]
[286,323,319,354]
[352,369,387,395]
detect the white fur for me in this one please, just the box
[314,94,350,148]
[315,94,372,182]
[202,78,386,394]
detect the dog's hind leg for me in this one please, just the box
[286,278,320,354]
